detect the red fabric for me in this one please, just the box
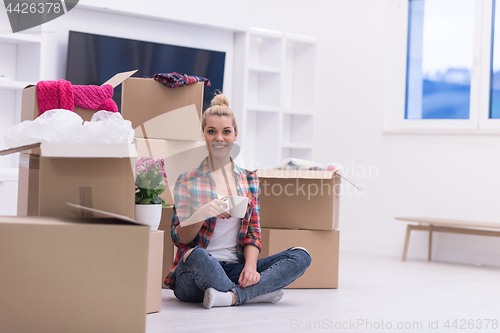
[36,80,117,116]
[37,79,74,115]
[58,79,74,111]
[73,84,117,113]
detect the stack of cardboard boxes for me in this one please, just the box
[257,169,358,288]
[0,71,207,332]
[121,77,210,290]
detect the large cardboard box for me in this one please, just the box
[122,78,204,141]
[1,143,136,219]
[256,169,360,231]
[20,70,137,155]
[146,230,164,314]
[259,228,340,289]
[17,153,39,216]
[0,214,150,333]
[158,206,175,289]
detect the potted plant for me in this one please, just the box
[134,156,168,230]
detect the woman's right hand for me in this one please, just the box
[197,198,231,220]
[179,198,231,228]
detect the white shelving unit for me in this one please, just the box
[0,32,42,173]
[234,28,318,170]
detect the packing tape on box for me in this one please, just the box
[19,155,39,170]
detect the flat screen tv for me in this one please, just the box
[66,31,226,112]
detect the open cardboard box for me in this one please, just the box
[20,70,137,155]
[259,228,340,289]
[0,142,137,219]
[0,209,150,333]
[122,79,204,141]
[256,169,362,231]
[158,206,176,289]
[147,230,165,313]
[63,204,165,315]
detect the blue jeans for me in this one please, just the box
[173,246,312,305]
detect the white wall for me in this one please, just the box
[1,0,499,267]
[315,0,500,267]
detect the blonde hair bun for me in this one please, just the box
[210,94,229,108]
[202,93,238,133]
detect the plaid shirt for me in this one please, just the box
[152,72,211,88]
[164,156,261,290]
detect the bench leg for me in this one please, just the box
[428,226,433,261]
[402,225,412,261]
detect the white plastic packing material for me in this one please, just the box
[276,158,341,172]
[4,110,134,147]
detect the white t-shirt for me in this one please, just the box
[206,194,241,263]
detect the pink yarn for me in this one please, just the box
[58,79,74,111]
[37,79,74,115]
[36,80,118,116]
[73,84,118,113]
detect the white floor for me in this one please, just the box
[146,252,500,333]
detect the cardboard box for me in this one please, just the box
[0,214,150,333]
[17,153,39,216]
[256,169,360,231]
[20,70,137,155]
[121,78,204,141]
[1,143,136,219]
[146,230,164,314]
[259,228,340,289]
[135,138,207,204]
[158,206,175,289]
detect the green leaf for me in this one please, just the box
[139,198,152,204]
[135,194,142,204]
[152,196,162,205]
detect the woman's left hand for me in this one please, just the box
[238,266,260,288]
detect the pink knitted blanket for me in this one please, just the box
[36,79,118,115]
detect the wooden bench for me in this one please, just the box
[396,217,500,261]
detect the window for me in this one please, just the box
[386,0,500,132]
[406,0,474,120]
[490,0,500,119]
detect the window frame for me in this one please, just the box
[385,0,500,134]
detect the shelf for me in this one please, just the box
[0,33,42,44]
[282,113,314,145]
[247,71,281,107]
[281,147,313,161]
[248,66,281,74]
[282,39,317,110]
[282,108,315,116]
[238,27,317,169]
[0,80,31,90]
[247,105,280,113]
[285,32,317,45]
[244,110,280,169]
[281,142,313,149]
[249,27,283,39]
[248,30,283,69]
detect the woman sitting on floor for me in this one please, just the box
[165,93,311,308]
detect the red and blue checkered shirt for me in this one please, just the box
[165,156,261,290]
[152,72,211,88]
